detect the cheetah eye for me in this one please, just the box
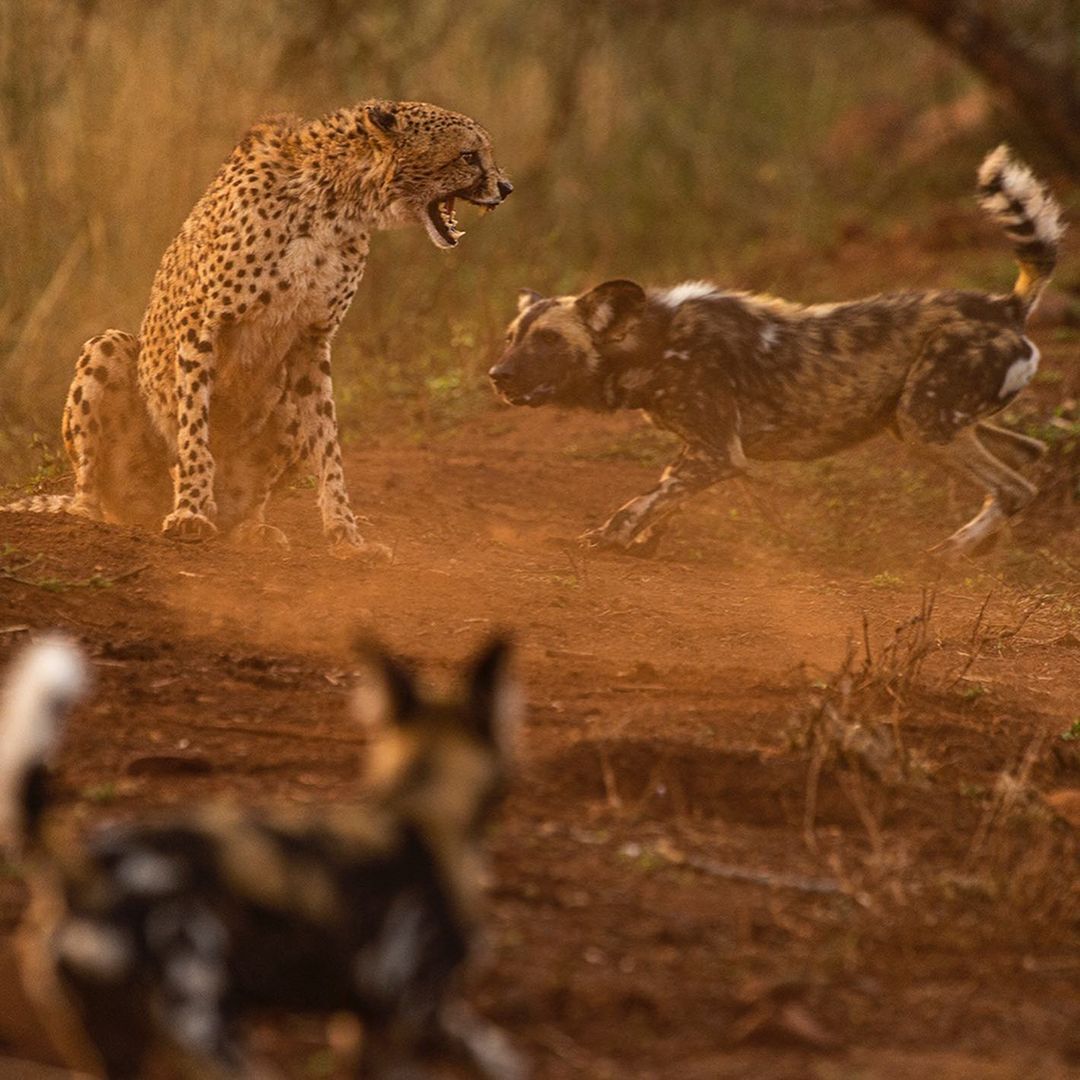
[460,150,480,167]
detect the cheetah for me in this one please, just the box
[489,146,1061,558]
[4,101,512,558]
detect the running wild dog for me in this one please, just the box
[0,636,525,1079]
[489,146,1062,557]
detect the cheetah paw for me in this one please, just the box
[162,510,219,542]
[330,537,393,563]
[230,521,290,550]
[326,523,392,563]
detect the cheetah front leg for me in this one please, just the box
[288,335,391,561]
[161,324,219,542]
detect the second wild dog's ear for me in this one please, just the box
[466,635,522,749]
[517,288,544,314]
[361,101,401,146]
[352,636,418,728]
[575,279,646,338]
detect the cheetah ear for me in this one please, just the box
[361,102,401,144]
[517,289,544,314]
[575,279,646,338]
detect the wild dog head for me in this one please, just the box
[489,280,647,409]
[354,634,521,845]
[360,100,513,249]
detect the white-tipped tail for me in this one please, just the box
[0,637,88,853]
[976,145,1064,315]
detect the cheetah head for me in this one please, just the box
[362,101,512,250]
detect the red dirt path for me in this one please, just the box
[1,405,1079,1079]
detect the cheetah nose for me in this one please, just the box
[497,179,513,200]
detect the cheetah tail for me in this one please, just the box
[976,145,1065,318]
[0,494,75,514]
[0,638,89,859]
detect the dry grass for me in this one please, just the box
[792,598,1080,935]
[0,0,1015,483]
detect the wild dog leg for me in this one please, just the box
[580,445,738,552]
[908,428,1036,555]
[974,421,1046,472]
[436,1001,528,1080]
[898,334,1040,555]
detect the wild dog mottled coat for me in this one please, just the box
[0,636,524,1079]
[490,146,1061,557]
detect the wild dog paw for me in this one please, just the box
[578,524,663,557]
[229,520,290,550]
[326,522,393,563]
[440,1003,530,1080]
[625,526,665,558]
[161,509,218,542]
[578,526,625,551]
[929,507,1007,560]
[929,530,1000,560]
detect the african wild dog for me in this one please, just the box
[0,636,525,1079]
[489,146,1062,557]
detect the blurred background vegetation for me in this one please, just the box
[1,0,1078,487]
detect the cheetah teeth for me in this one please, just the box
[439,197,464,240]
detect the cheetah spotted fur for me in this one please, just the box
[4,100,511,558]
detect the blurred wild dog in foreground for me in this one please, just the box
[490,146,1062,558]
[0,636,525,1079]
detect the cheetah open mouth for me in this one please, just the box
[423,191,498,250]
[424,196,465,249]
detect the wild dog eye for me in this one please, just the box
[460,150,480,166]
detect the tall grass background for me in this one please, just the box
[0,0,1070,484]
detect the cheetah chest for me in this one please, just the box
[213,223,369,411]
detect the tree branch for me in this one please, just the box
[877,0,1080,177]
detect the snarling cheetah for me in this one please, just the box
[4,101,512,558]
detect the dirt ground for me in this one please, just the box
[1,390,1080,1078]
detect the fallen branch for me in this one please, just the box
[651,838,847,896]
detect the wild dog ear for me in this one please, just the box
[361,101,401,145]
[352,635,419,728]
[575,279,646,338]
[466,634,522,750]
[517,288,544,314]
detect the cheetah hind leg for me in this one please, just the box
[62,330,171,528]
[212,402,294,551]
